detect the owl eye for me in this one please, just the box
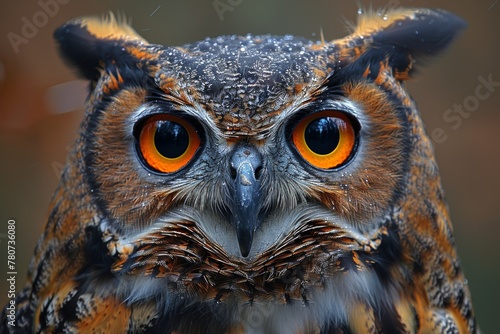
[137,114,201,173]
[291,110,357,169]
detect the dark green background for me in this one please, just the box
[0,1,498,332]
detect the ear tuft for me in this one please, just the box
[341,8,466,80]
[361,8,467,56]
[352,8,418,36]
[72,13,146,43]
[54,13,148,81]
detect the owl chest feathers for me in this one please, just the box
[83,203,414,333]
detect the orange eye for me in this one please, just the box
[137,115,201,173]
[291,110,356,169]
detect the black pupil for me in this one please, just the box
[304,117,340,155]
[154,120,189,158]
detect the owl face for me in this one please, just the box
[52,10,466,302]
[9,8,476,333]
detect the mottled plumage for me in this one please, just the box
[2,8,478,334]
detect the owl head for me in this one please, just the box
[54,8,465,303]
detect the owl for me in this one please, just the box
[1,7,478,334]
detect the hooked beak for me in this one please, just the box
[230,144,263,257]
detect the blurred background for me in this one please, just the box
[0,0,498,331]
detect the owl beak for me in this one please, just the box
[230,145,263,258]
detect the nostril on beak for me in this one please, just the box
[230,145,262,180]
[230,164,237,180]
[254,165,263,180]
